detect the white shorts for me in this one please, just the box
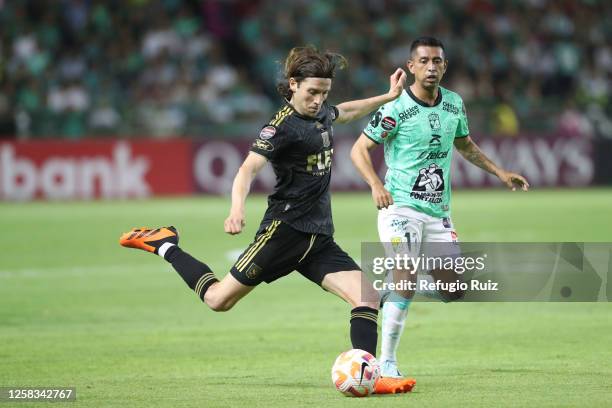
[378,205,460,273]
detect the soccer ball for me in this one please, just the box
[331,349,380,397]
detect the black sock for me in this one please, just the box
[350,306,378,356]
[164,246,218,300]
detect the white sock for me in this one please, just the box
[379,296,411,363]
[158,242,176,258]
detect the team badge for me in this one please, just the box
[259,126,276,140]
[321,130,330,148]
[246,263,262,279]
[428,113,441,130]
[390,236,402,251]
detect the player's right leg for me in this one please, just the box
[119,226,253,311]
[377,206,425,380]
[298,238,415,394]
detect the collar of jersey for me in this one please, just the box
[406,86,442,107]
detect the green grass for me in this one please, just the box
[1,189,611,407]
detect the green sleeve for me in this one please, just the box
[362,102,400,144]
[455,100,470,138]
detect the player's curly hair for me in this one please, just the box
[277,45,347,99]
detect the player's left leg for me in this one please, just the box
[422,216,465,302]
[119,226,254,311]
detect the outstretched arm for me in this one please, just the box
[335,69,406,124]
[350,134,394,208]
[224,152,269,234]
[453,136,530,191]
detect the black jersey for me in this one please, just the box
[250,101,339,236]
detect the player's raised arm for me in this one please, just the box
[453,136,530,191]
[351,134,394,209]
[224,152,269,235]
[335,68,407,124]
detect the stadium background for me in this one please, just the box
[1,1,611,407]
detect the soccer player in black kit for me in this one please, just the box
[120,46,414,394]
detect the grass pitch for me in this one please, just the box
[1,189,611,407]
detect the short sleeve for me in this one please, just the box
[455,100,470,138]
[329,104,339,122]
[250,124,289,159]
[362,102,399,144]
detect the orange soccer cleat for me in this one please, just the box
[119,226,179,255]
[374,376,417,394]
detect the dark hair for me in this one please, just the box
[276,45,347,99]
[410,36,445,58]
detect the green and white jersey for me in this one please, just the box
[363,86,469,218]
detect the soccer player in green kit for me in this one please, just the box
[351,37,529,384]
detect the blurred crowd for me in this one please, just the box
[0,0,610,139]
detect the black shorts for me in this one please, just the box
[230,220,360,286]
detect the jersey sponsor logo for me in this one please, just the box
[429,134,442,147]
[398,106,419,122]
[253,139,274,151]
[410,163,444,203]
[381,116,397,131]
[306,148,333,176]
[259,126,276,140]
[443,101,459,115]
[369,110,382,127]
[417,150,449,160]
[428,113,441,131]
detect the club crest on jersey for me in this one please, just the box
[428,113,441,131]
[321,130,330,147]
[246,263,262,279]
[390,236,403,251]
[259,125,276,140]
